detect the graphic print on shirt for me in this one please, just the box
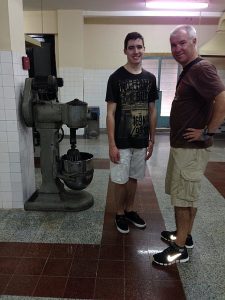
[118,78,151,140]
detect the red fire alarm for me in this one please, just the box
[22,56,30,70]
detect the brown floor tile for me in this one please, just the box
[14,257,46,275]
[0,242,28,257]
[205,162,225,198]
[151,263,181,281]
[218,186,225,196]
[102,212,117,230]
[124,244,150,261]
[0,274,11,294]
[124,229,149,246]
[100,244,124,260]
[123,227,148,243]
[148,234,170,252]
[70,259,98,277]
[42,258,72,276]
[0,257,21,274]
[125,278,153,300]
[24,243,52,258]
[144,212,166,234]
[101,229,124,246]
[74,244,100,259]
[97,260,124,278]
[139,201,161,212]
[33,276,67,298]
[105,203,117,213]
[64,277,95,299]
[94,278,124,299]
[125,260,152,279]
[4,274,39,296]
[152,280,186,300]
[49,243,77,258]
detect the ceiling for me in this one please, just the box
[22,0,225,15]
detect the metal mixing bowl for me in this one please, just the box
[60,152,94,190]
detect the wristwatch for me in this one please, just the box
[203,127,215,136]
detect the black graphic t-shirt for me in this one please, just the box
[106,66,158,149]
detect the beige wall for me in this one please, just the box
[23,10,218,69]
[83,24,217,69]
[57,10,84,68]
[9,0,25,53]
[83,24,175,68]
[23,10,57,34]
[0,0,25,52]
[0,0,11,50]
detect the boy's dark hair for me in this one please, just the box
[124,32,144,50]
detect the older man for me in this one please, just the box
[153,25,225,266]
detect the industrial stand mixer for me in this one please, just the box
[22,75,94,211]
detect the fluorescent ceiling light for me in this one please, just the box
[83,11,220,17]
[146,1,208,10]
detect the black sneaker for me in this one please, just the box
[161,230,194,249]
[185,234,194,249]
[153,243,189,266]
[115,215,129,234]
[124,211,146,229]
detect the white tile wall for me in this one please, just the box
[0,141,8,152]
[0,98,4,110]
[0,162,10,172]
[3,86,15,99]
[58,67,84,102]
[4,99,16,110]
[0,50,35,209]
[2,75,14,86]
[84,69,113,129]
[1,191,12,208]
[9,152,20,162]
[1,51,12,63]
[0,109,5,120]
[0,120,6,131]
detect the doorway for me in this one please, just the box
[26,34,57,77]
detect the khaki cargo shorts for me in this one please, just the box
[110,148,146,184]
[165,147,210,207]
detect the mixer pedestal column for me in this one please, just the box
[24,127,94,212]
[38,127,61,194]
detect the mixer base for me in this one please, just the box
[24,189,94,212]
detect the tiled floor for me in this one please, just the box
[148,133,225,300]
[0,133,225,299]
[205,161,225,197]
